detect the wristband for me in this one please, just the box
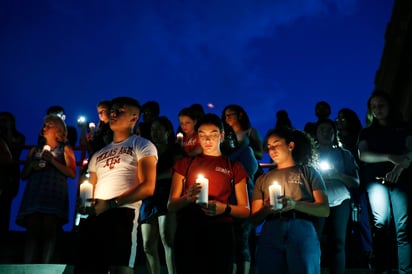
[223,204,232,216]
[108,198,120,209]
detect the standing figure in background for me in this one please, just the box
[87,100,113,157]
[358,90,412,274]
[177,107,202,157]
[304,101,332,139]
[274,109,293,130]
[0,112,25,233]
[135,101,160,142]
[222,104,263,181]
[168,113,250,274]
[140,116,185,274]
[17,115,76,263]
[252,127,329,274]
[315,118,360,274]
[336,108,374,268]
[221,124,258,274]
[74,96,158,274]
[222,104,263,161]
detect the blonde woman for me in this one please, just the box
[17,115,76,263]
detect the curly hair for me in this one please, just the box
[264,127,318,167]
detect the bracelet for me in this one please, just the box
[108,198,120,209]
[223,204,232,216]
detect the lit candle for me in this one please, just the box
[39,145,51,168]
[176,132,184,144]
[80,180,93,207]
[269,182,282,210]
[89,122,96,131]
[196,174,209,206]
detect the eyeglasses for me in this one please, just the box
[225,112,237,118]
[98,110,108,115]
[199,132,220,141]
[335,118,346,122]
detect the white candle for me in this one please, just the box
[176,132,184,144]
[269,182,282,210]
[38,145,51,168]
[80,180,93,207]
[89,122,96,131]
[196,174,209,206]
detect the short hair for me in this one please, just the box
[314,118,339,147]
[111,97,141,112]
[46,105,65,115]
[142,101,160,116]
[196,113,224,132]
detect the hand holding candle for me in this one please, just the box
[196,174,209,206]
[269,182,283,210]
[38,145,51,168]
[80,180,93,207]
[176,132,184,145]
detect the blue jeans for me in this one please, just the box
[317,199,350,274]
[367,181,412,274]
[255,217,320,274]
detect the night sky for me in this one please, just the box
[1,0,393,230]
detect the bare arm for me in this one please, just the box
[42,146,77,178]
[322,168,360,188]
[116,155,157,205]
[358,139,409,167]
[168,172,193,212]
[93,155,157,215]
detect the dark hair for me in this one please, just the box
[196,113,224,132]
[314,118,339,147]
[111,97,141,111]
[366,90,404,127]
[275,109,292,129]
[97,100,112,109]
[189,103,205,121]
[46,105,65,115]
[220,123,239,154]
[315,101,331,119]
[336,108,362,136]
[178,107,197,120]
[264,127,317,166]
[142,101,160,116]
[0,112,17,129]
[221,104,252,130]
[151,116,175,145]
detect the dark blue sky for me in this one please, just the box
[1,1,393,230]
[1,0,393,145]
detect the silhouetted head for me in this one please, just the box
[315,101,331,119]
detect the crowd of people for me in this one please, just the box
[0,90,411,274]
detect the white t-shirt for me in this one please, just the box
[88,135,158,208]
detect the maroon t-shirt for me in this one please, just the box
[173,154,248,223]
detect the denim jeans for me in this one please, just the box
[255,217,320,274]
[317,199,351,274]
[367,181,412,274]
